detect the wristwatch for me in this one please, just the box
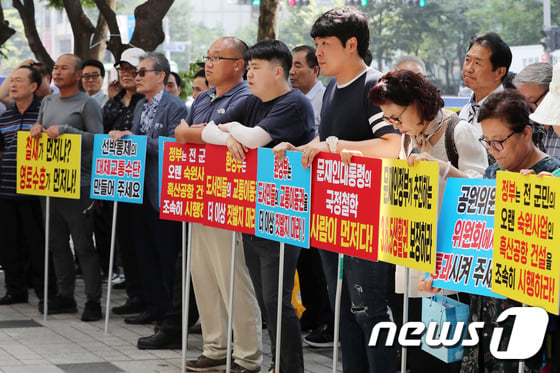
[326,136,338,153]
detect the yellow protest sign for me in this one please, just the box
[493,171,560,314]
[377,159,439,273]
[16,131,81,199]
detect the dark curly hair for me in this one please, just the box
[368,69,444,124]
[478,89,545,150]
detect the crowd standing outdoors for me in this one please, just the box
[0,5,559,373]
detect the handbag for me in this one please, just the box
[421,293,469,363]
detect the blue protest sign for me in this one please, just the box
[431,178,504,298]
[90,134,147,204]
[255,148,311,248]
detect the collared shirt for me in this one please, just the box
[459,85,504,138]
[103,89,144,133]
[0,97,41,198]
[544,126,560,158]
[305,80,325,134]
[186,81,250,125]
[139,89,164,135]
[91,90,108,107]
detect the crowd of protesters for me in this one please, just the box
[0,5,559,373]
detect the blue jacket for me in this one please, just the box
[132,89,187,211]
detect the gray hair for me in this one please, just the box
[139,52,170,84]
[393,55,426,75]
[513,62,552,89]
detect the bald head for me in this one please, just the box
[205,37,247,93]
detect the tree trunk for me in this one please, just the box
[12,0,54,70]
[0,2,15,47]
[93,0,124,60]
[89,0,116,62]
[62,0,96,59]
[257,0,280,41]
[129,0,174,52]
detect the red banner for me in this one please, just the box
[310,152,382,261]
[203,144,257,234]
[160,142,206,222]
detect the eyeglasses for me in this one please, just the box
[133,69,160,78]
[529,89,548,107]
[82,73,101,80]
[116,67,136,75]
[382,106,408,125]
[202,56,240,64]
[478,131,516,152]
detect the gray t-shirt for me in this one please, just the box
[37,91,103,186]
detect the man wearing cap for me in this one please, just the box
[103,47,147,315]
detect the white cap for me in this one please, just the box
[114,47,145,68]
[530,63,560,126]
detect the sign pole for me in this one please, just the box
[104,201,118,333]
[226,232,237,373]
[43,196,50,321]
[332,253,343,373]
[274,242,286,373]
[401,267,410,373]
[181,222,192,373]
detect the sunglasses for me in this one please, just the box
[133,69,160,78]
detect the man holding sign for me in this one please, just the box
[202,39,315,373]
[30,54,104,322]
[0,66,56,306]
[174,37,263,373]
[274,8,401,373]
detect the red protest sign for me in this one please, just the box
[310,152,382,261]
[203,144,257,234]
[160,142,206,222]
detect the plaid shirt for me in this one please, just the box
[544,126,560,159]
[139,89,164,135]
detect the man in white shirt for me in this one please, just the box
[289,45,325,134]
[459,32,511,137]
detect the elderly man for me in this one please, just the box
[459,32,512,136]
[102,47,147,315]
[30,54,104,321]
[514,62,559,157]
[289,45,325,134]
[0,66,57,306]
[110,52,187,325]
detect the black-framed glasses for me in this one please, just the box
[382,105,408,125]
[202,56,240,64]
[478,132,516,152]
[133,69,159,78]
[529,89,548,107]
[82,73,101,80]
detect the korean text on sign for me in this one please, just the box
[493,171,560,314]
[16,132,81,199]
[255,148,311,248]
[432,178,502,298]
[90,134,147,203]
[160,142,206,222]
[377,159,438,273]
[204,144,257,234]
[310,152,381,261]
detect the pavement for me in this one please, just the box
[0,273,340,372]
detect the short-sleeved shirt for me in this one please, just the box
[0,97,41,198]
[319,68,399,141]
[218,89,315,148]
[187,81,250,124]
